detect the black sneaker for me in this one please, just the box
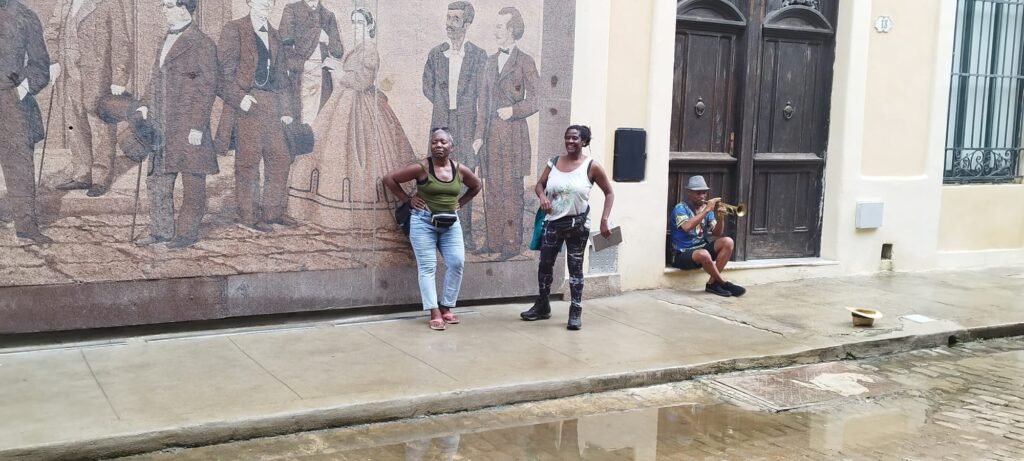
[722,281,746,297]
[705,282,732,297]
[520,298,551,321]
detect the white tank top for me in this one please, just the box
[544,156,594,223]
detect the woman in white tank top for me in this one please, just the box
[520,125,615,331]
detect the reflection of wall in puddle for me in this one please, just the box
[577,408,657,460]
[809,399,928,451]
[404,434,460,461]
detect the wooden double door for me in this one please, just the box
[668,0,838,260]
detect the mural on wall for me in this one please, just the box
[0,0,572,289]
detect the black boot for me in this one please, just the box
[520,298,551,321]
[567,304,582,330]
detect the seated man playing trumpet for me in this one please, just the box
[668,175,746,297]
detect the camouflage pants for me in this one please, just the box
[537,222,588,306]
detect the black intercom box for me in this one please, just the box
[613,128,646,182]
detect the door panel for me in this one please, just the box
[756,39,826,154]
[672,32,738,154]
[747,4,835,259]
[747,166,821,257]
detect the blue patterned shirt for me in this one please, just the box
[668,202,716,251]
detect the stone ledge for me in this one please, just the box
[582,273,621,298]
[663,257,846,287]
[663,257,839,274]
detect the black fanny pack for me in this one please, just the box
[431,213,458,228]
[548,207,589,234]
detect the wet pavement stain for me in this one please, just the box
[704,361,903,412]
[115,337,1024,461]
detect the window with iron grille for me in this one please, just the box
[944,0,1024,184]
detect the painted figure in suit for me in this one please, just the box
[422,1,487,250]
[134,0,218,248]
[0,0,52,243]
[279,0,343,124]
[47,0,131,197]
[474,7,538,259]
[216,0,298,233]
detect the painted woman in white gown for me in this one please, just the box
[288,7,417,231]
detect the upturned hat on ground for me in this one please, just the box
[686,175,710,191]
[283,122,315,157]
[846,306,883,327]
[96,93,139,124]
[846,307,883,319]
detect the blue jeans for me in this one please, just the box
[409,208,465,310]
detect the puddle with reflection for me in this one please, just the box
[117,338,1024,460]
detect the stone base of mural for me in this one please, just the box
[0,257,552,334]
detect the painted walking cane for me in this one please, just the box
[129,160,142,242]
[37,0,71,186]
[37,80,56,186]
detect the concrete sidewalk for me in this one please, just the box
[2,266,1023,460]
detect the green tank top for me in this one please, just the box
[417,158,461,213]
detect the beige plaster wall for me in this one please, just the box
[826,0,1022,270]
[861,0,942,177]
[939,185,1024,251]
[597,0,667,290]
[572,0,669,291]
[822,0,956,273]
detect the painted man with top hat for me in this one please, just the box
[133,0,218,248]
[0,0,52,243]
[216,0,298,233]
[279,0,343,124]
[46,0,131,197]
[422,1,488,250]
[473,6,539,259]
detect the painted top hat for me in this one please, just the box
[117,111,162,163]
[96,93,139,124]
[283,122,315,157]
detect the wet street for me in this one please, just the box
[117,337,1024,460]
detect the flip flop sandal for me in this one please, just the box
[429,318,446,331]
[439,308,460,324]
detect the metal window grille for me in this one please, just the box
[944,0,1024,183]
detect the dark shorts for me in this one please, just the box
[670,240,718,270]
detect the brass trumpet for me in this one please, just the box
[721,202,747,217]
[702,199,747,217]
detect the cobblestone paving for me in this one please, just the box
[678,337,1024,460]
[117,337,1024,460]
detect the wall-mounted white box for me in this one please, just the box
[855,201,884,229]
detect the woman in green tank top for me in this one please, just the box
[383,128,483,330]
